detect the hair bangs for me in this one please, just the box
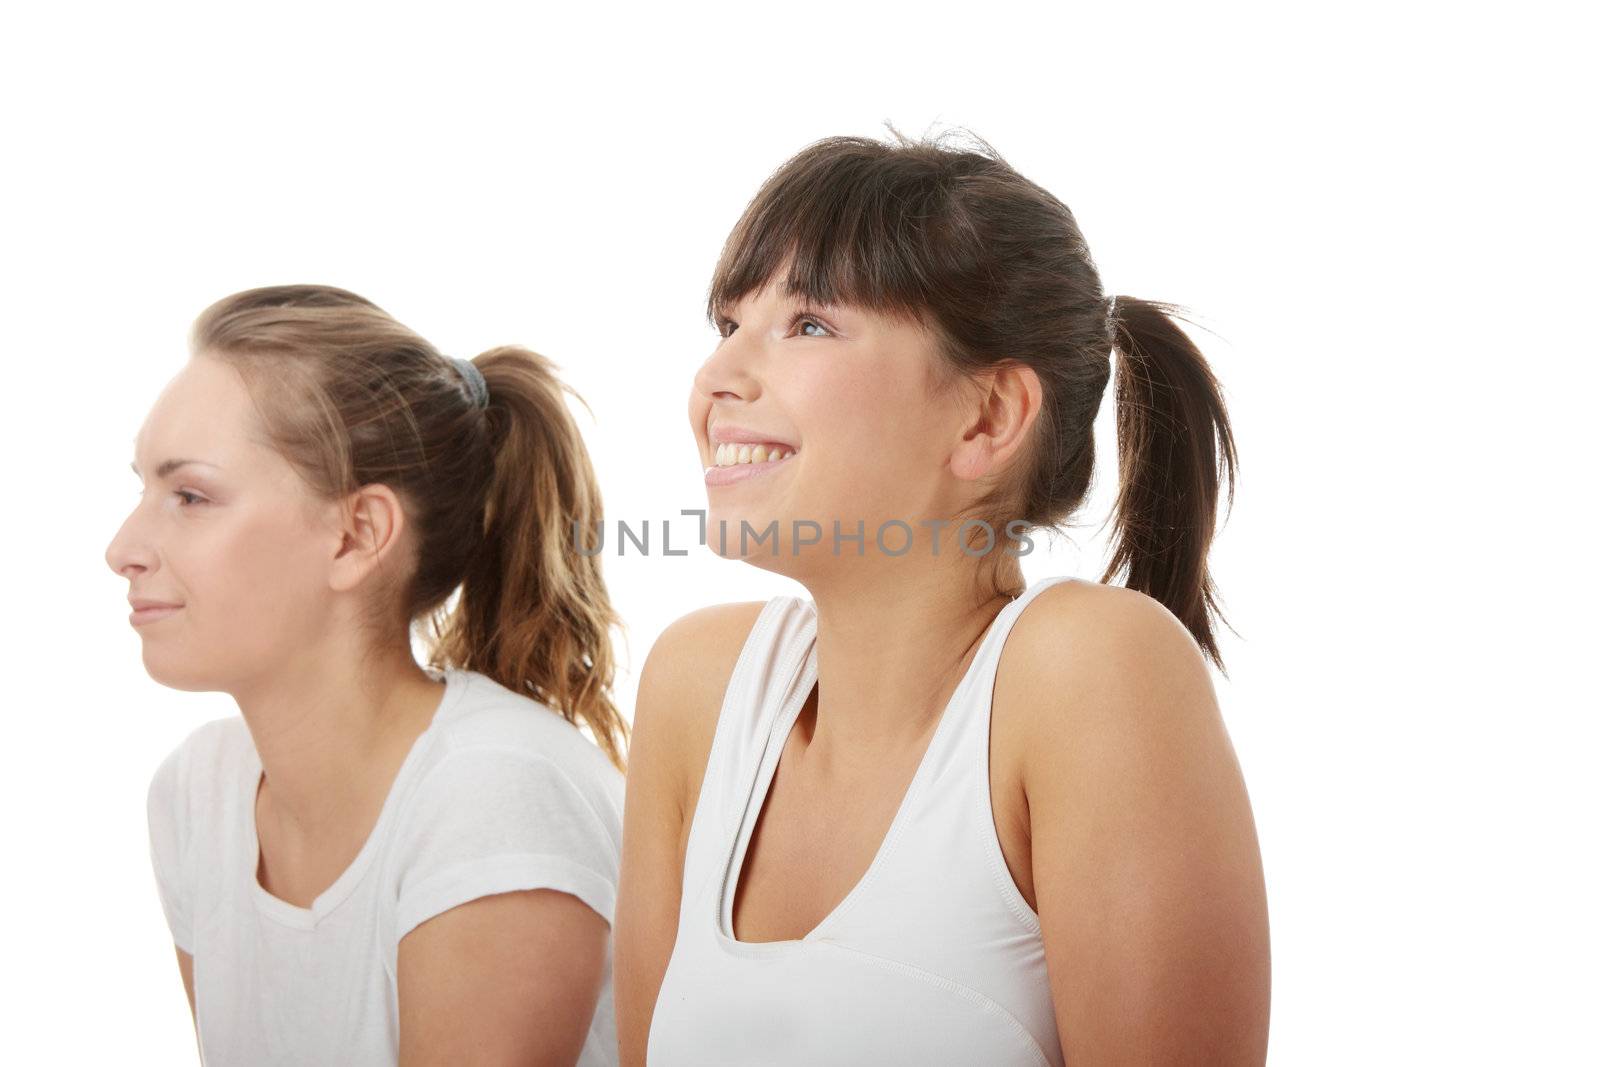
[706,139,954,328]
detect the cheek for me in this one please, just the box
[190,507,330,633]
[794,363,891,454]
[800,364,946,480]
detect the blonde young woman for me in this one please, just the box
[615,134,1271,1065]
[107,286,628,1065]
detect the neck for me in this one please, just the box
[235,646,445,843]
[794,551,1025,772]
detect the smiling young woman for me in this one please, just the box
[614,132,1269,1065]
[107,285,628,1065]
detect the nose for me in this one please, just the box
[104,502,153,580]
[692,325,763,406]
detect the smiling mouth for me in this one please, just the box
[709,442,797,468]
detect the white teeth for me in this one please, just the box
[715,442,795,466]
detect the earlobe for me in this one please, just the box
[948,436,999,481]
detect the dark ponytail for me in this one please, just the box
[1104,296,1239,670]
[705,130,1241,670]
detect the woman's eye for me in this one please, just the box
[710,313,828,338]
[174,490,205,506]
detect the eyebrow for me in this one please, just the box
[129,458,220,480]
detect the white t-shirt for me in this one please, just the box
[146,666,624,1066]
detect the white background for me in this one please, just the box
[3,2,1593,1062]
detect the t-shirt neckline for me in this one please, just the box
[243,666,473,930]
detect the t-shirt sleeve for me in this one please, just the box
[146,743,193,954]
[391,746,621,947]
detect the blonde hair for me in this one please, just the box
[191,284,628,771]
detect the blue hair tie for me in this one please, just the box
[451,357,489,409]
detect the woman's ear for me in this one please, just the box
[949,361,1043,482]
[326,484,409,594]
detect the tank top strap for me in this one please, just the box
[965,574,1082,702]
[911,574,1084,806]
[654,579,1080,1067]
[678,594,819,902]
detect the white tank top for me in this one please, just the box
[648,575,1079,1066]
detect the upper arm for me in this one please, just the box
[398,887,608,1067]
[1015,584,1271,1065]
[390,746,622,1065]
[613,601,765,1067]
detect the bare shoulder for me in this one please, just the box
[632,600,772,821]
[1002,578,1220,751]
[1000,579,1270,1062]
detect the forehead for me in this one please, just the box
[132,358,260,469]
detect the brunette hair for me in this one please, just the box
[191,285,628,770]
[708,130,1239,670]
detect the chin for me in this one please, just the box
[704,505,781,558]
[139,649,224,695]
